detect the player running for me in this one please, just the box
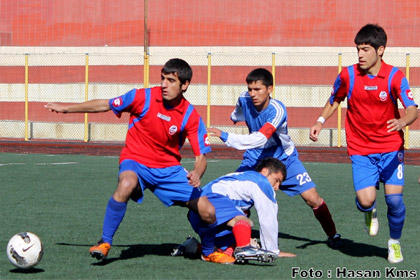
[208,68,343,249]
[310,24,418,263]
[45,58,214,260]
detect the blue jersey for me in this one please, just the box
[220,91,316,196]
[229,92,296,163]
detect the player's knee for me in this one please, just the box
[198,200,216,224]
[301,189,323,208]
[385,193,405,214]
[115,172,139,201]
[355,197,376,212]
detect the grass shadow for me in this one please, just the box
[57,242,179,266]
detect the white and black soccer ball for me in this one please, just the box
[6,232,43,269]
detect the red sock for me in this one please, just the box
[232,220,251,247]
[313,200,337,237]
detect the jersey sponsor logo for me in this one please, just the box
[112,97,123,107]
[406,89,414,100]
[169,125,178,135]
[157,112,171,121]
[364,85,378,91]
[379,91,388,101]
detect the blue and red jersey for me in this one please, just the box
[109,87,211,168]
[331,61,417,155]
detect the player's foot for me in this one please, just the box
[364,208,379,236]
[388,239,403,263]
[201,252,236,264]
[327,233,344,249]
[89,239,111,260]
[171,236,200,258]
[234,245,277,263]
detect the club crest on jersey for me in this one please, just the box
[169,125,178,135]
[204,134,210,146]
[112,97,123,107]
[364,85,378,91]
[379,91,388,101]
[157,112,171,122]
[406,89,414,100]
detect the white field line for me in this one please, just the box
[0,162,78,166]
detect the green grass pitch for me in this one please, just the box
[0,153,419,279]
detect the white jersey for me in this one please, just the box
[202,170,280,254]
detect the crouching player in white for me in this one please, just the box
[187,157,296,264]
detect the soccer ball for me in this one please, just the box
[6,232,43,269]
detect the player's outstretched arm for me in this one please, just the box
[45,99,111,114]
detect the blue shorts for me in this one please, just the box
[119,159,202,207]
[188,193,244,248]
[236,150,316,197]
[350,151,405,192]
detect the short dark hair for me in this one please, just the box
[354,24,387,50]
[162,58,193,85]
[255,157,287,179]
[246,68,273,87]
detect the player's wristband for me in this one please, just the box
[317,116,326,124]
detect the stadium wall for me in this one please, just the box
[1,0,419,149]
[1,0,420,47]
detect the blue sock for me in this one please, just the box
[355,197,376,212]
[101,197,127,245]
[385,193,405,239]
[198,223,218,256]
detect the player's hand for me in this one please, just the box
[278,251,296,258]
[387,118,406,132]
[309,122,323,142]
[187,170,201,187]
[44,102,68,113]
[207,127,222,137]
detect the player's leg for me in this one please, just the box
[281,154,341,248]
[189,195,238,264]
[351,154,380,237]
[385,187,405,240]
[300,187,341,248]
[147,164,216,224]
[229,216,279,263]
[90,160,140,260]
[355,187,378,236]
[381,151,405,263]
[187,196,216,224]
[384,187,405,263]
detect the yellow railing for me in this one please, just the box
[13,52,418,148]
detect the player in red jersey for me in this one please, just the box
[310,24,418,263]
[45,58,214,260]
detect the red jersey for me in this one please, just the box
[331,61,417,155]
[109,87,211,168]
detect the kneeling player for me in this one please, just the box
[187,157,296,264]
